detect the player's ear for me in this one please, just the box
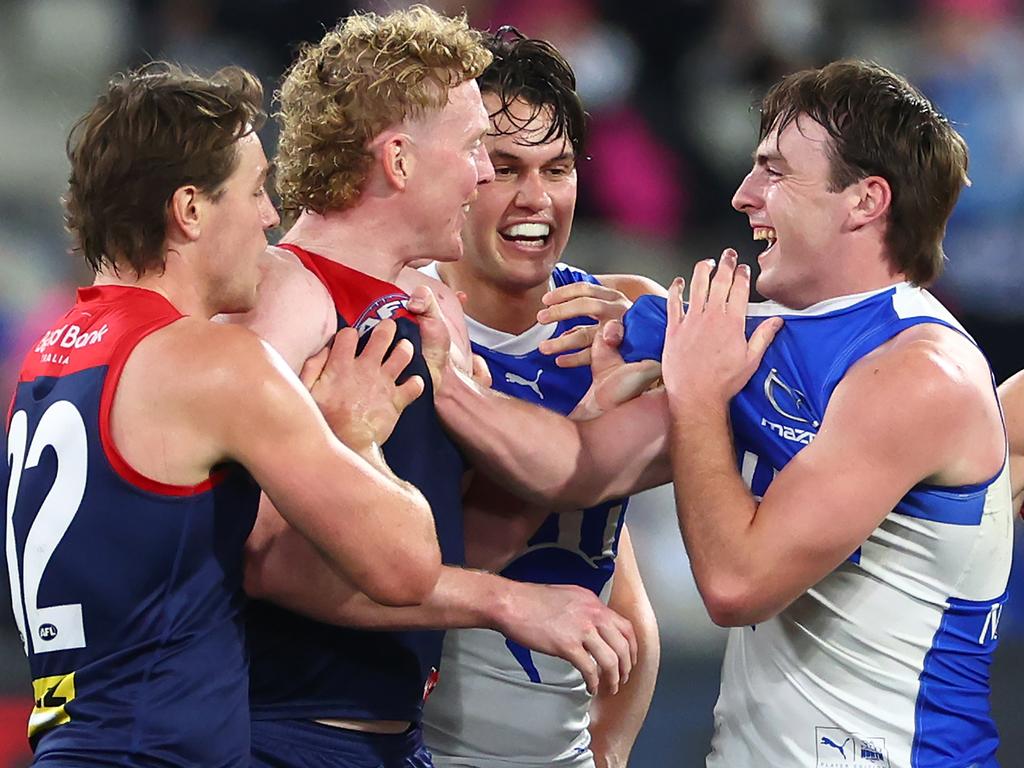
[168,185,203,241]
[846,175,891,231]
[375,131,413,192]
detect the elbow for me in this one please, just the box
[242,537,275,600]
[357,542,442,608]
[698,577,777,628]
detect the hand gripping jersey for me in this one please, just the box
[420,263,628,768]
[3,285,259,766]
[246,245,466,725]
[620,284,1012,768]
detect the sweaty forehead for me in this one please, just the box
[764,114,831,153]
[482,93,562,144]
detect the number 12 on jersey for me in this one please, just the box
[6,400,89,656]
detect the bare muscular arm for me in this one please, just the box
[589,526,659,768]
[998,369,1024,511]
[114,319,440,607]
[662,255,1005,626]
[435,365,669,510]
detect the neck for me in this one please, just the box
[437,261,550,335]
[282,207,419,284]
[780,244,908,310]
[93,260,214,318]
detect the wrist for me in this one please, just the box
[665,381,730,420]
[487,576,521,634]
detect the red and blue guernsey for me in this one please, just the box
[620,283,1012,768]
[246,245,466,724]
[2,285,260,766]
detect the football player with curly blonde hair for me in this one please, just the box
[230,7,638,768]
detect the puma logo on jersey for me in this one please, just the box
[505,369,544,399]
[821,736,851,759]
[815,727,890,767]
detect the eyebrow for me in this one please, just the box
[753,148,787,168]
[488,149,575,164]
[258,161,275,184]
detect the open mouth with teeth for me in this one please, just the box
[500,222,552,249]
[753,226,777,254]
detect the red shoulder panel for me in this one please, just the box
[277,244,415,334]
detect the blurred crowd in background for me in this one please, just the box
[1,0,1023,764]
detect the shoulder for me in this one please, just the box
[219,246,336,372]
[999,369,1024,448]
[137,317,285,392]
[398,264,471,351]
[832,323,1002,482]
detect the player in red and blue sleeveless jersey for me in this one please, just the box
[3,62,440,767]
[233,10,636,767]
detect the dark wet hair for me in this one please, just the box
[478,26,586,159]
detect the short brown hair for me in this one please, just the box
[65,61,265,276]
[275,4,491,216]
[760,60,969,285]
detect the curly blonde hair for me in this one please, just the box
[276,5,491,215]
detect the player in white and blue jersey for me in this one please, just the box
[428,60,1011,767]
[415,30,662,768]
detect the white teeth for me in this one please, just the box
[753,227,777,242]
[502,222,551,238]
[463,204,471,213]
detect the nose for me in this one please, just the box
[476,145,494,186]
[514,170,551,211]
[731,169,762,214]
[261,195,281,229]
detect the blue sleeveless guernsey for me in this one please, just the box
[3,285,259,766]
[421,262,629,768]
[619,283,1012,768]
[246,245,467,725]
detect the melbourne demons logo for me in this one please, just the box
[354,293,409,336]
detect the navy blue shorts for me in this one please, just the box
[251,719,433,768]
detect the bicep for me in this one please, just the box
[750,358,987,598]
[999,370,1024,503]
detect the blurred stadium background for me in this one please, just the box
[1,0,1022,764]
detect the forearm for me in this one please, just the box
[247,521,507,630]
[588,529,659,767]
[438,367,670,508]
[436,366,591,507]
[668,395,761,625]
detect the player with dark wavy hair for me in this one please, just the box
[418,27,662,768]
[428,59,1010,768]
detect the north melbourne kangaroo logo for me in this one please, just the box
[764,368,818,427]
[505,369,544,399]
